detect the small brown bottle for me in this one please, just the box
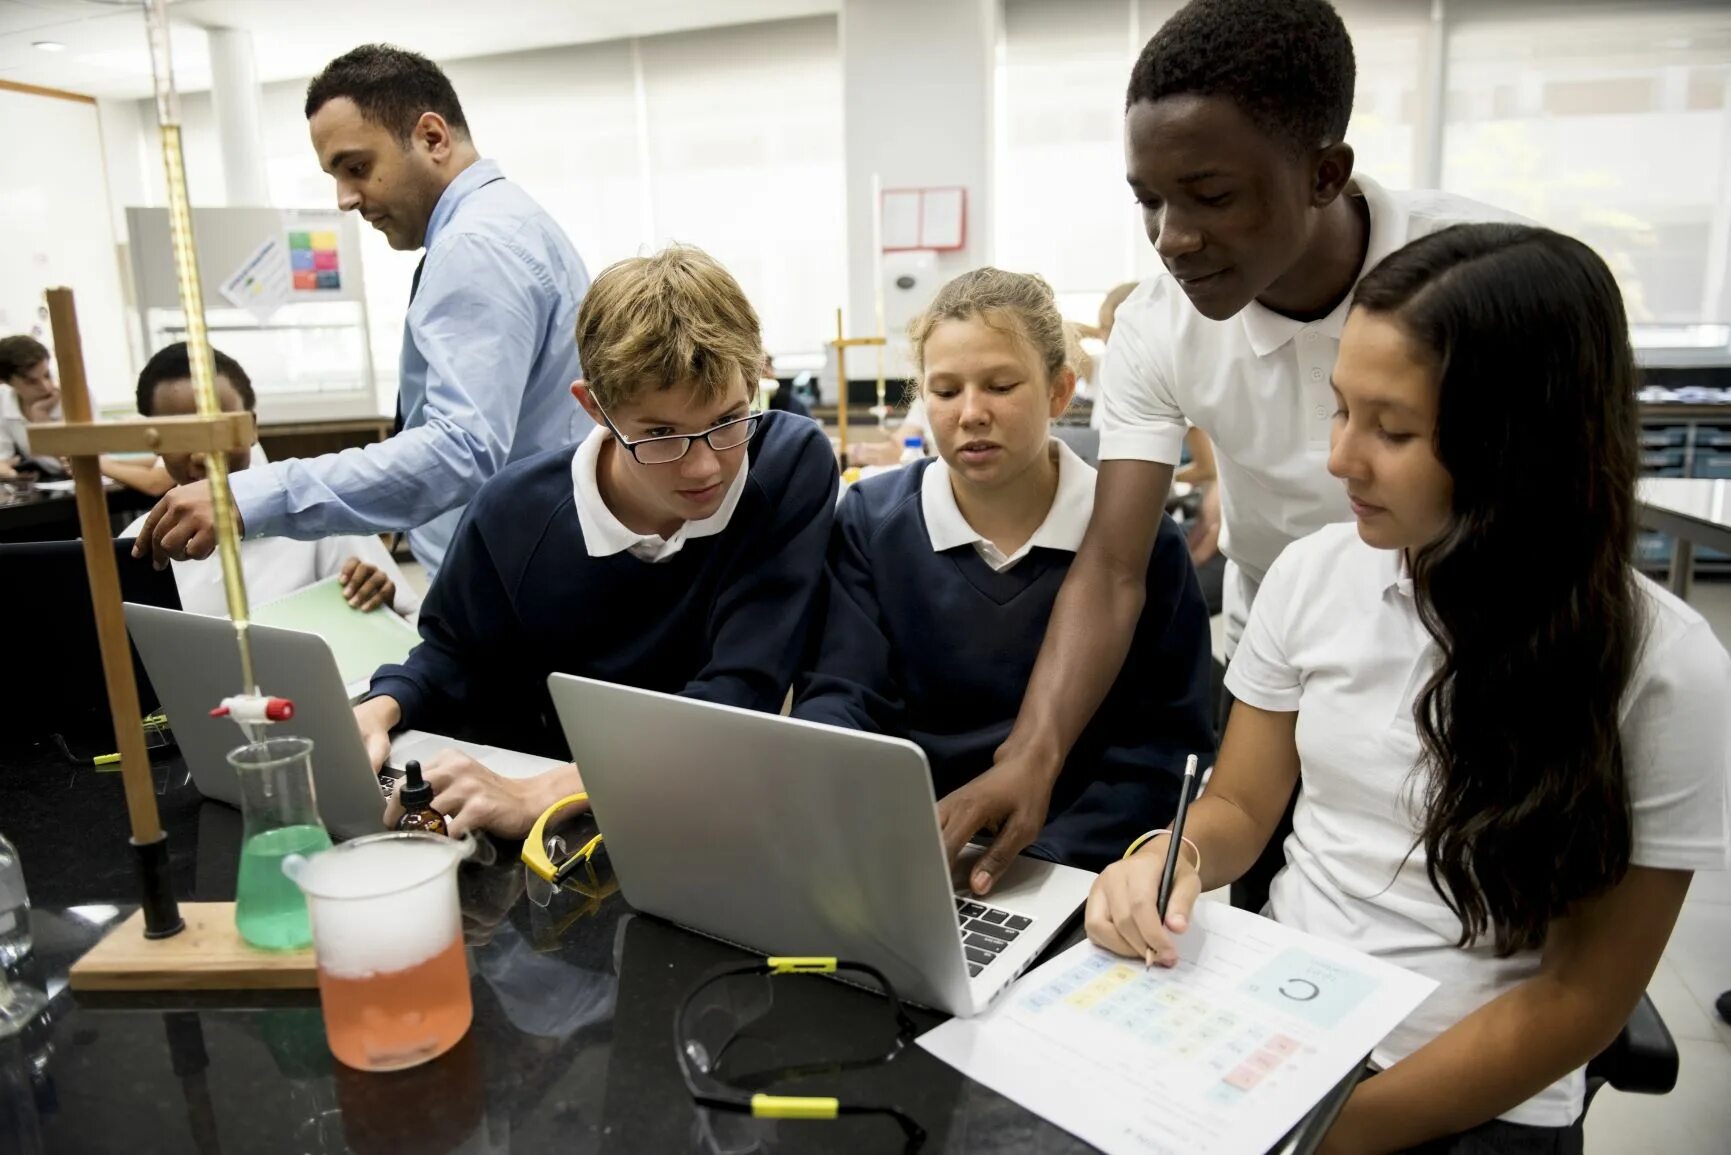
[394,761,448,835]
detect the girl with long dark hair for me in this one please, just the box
[1084,223,1731,1153]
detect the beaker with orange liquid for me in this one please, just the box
[283,831,476,1071]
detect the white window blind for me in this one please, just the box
[154,15,845,395]
[1443,1,1731,323]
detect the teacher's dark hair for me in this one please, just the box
[305,44,468,142]
[1353,223,1640,956]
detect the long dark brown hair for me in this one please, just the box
[1352,224,1641,956]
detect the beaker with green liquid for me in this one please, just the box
[229,736,331,950]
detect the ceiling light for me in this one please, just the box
[34,41,66,52]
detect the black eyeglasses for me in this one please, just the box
[674,956,926,1150]
[596,405,762,465]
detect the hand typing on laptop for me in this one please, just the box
[381,750,586,839]
[355,696,400,775]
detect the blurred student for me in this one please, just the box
[795,268,1213,870]
[0,335,65,478]
[121,343,417,618]
[1088,224,1731,1154]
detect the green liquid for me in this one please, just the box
[235,824,332,951]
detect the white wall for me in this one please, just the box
[0,89,134,408]
[841,0,997,339]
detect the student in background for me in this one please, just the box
[0,335,66,478]
[121,343,418,619]
[1088,224,1731,1153]
[365,246,838,838]
[795,269,1213,871]
[135,44,591,581]
[760,351,813,421]
[1088,282,1219,541]
[951,0,1524,894]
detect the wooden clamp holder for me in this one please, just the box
[830,307,887,458]
[28,412,254,459]
[29,287,316,989]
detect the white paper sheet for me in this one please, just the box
[919,901,1438,1155]
[919,187,965,249]
[881,190,923,250]
[218,235,291,323]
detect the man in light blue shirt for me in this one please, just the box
[135,44,591,579]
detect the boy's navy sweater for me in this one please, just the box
[371,412,838,756]
[793,459,1215,870]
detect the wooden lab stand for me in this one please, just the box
[28,287,315,991]
[830,308,887,461]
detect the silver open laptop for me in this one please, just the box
[125,603,564,839]
[546,674,1095,1017]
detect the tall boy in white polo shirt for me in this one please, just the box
[938,0,1522,896]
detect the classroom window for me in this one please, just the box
[997,0,1731,328]
[150,15,844,396]
[1442,2,1731,324]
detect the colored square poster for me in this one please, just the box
[287,229,341,292]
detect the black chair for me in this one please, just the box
[1583,992,1679,1107]
[1228,814,1680,1117]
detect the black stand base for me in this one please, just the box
[131,834,184,939]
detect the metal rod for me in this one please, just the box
[142,0,257,694]
[834,307,849,457]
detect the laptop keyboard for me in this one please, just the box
[955,897,1034,978]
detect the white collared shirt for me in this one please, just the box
[121,445,421,619]
[1226,522,1731,1127]
[1096,175,1525,600]
[921,438,1095,571]
[569,423,748,563]
[0,386,64,472]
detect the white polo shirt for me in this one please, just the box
[1096,175,1524,640]
[1226,522,1731,1127]
[569,423,747,563]
[122,446,421,620]
[920,438,1095,571]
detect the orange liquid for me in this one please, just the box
[316,935,473,1072]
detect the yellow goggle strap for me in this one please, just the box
[766,957,837,974]
[521,792,591,882]
[750,1094,840,1120]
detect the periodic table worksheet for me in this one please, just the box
[920,902,1437,1155]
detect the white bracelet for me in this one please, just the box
[1122,828,1202,877]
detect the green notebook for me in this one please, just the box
[252,576,420,691]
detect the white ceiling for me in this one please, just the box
[0,0,838,99]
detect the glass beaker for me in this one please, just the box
[283,832,477,1072]
[229,737,332,951]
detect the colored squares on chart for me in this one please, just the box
[288,229,341,292]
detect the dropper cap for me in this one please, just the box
[400,760,435,811]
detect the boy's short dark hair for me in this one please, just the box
[305,45,468,142]
[136,343,255,416]
[0,335,49,381]
[1127,0,1355,155]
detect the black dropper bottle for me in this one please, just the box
[394,761,448,835]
